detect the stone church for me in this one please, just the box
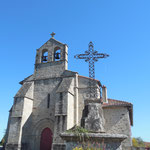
[5,35,133,150]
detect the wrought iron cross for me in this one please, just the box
[74,41,109,98]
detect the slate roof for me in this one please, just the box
[102,98,133,126]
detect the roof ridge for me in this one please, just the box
[108,98,132,104]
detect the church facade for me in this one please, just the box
[5,36,133,150]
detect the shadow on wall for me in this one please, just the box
[20,79,61,150]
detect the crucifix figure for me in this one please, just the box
[74,41,109,98]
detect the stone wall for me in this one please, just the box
[103,107,132,149]
[65,141,122,150]
[32,78,59,148]
[34,61,67,79]
[5,81,34,150]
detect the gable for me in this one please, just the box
[39,38,66,50]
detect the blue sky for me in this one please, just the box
[0,0,150,142]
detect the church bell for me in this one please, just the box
[42,56,48,62]
[55,52,60,59]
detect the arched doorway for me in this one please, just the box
[40,128,53,150]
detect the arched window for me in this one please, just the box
[54,47,61,61]
[41,49,48,63]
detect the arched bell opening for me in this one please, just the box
[41,49,48,63]
[54,47,61,61]
[40,128,53,150]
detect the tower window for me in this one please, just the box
[54,47,61,61]
[41,49,48,63]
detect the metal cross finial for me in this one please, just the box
[74,41,109,98]
[50,32,55,38]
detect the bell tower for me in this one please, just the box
[34,33,68,79]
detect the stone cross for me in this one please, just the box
[50,32,55,38]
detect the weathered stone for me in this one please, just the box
[61,133,127,150]
[81,102,105,133]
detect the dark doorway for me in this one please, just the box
[40,128,53,150]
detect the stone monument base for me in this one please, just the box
[61,133,127,150]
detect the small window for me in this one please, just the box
[54,47,61,61]
[60,92,63,100]
[41,50,48,63]
[62,116,66,131]
[47,94,50,108]
[58,93,63,114]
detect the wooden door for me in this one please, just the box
[40,128,53,150]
